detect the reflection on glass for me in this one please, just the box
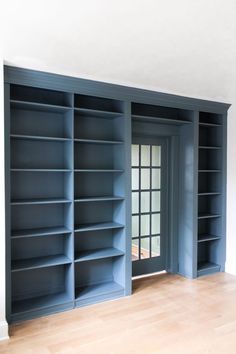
[132,192,139,214]
[151,236,160,257]
[141,192,150,213]
[152,169,161,189]
[152,191,160,212]
[141,237,150,259]
[141,214,150,236]
[132,145,139,166]
[132,238,139,261]
[141,169,150,189]
[152,146,161,167]
[141,145,150,166]
[132,169,139,190]
[132,215,139,237]
[151,213,160,234]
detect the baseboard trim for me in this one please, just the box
[0,320,9,341]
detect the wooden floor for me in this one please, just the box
[2,272,236,354]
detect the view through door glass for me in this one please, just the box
[132,141,166,276]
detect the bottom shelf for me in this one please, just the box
[197,262,220,276]
[75,281,124,306]
[12,292,72,316]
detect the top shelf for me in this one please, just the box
[132,114,191,125]
[10,100,72,113]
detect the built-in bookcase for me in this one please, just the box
[6,84,128,322]
[197,112,225,276]
[73,94,126,307]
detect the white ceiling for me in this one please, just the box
[2,0,236,101]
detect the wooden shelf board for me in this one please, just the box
[11,198,71,205]
[74,196,124,203]
[199,145,221,150]
[11,226,71,239]
[10,134,71,142]
[198,192,221,196]
[75,247,124,263]
[11,169,72,172]
[198,170,221,173]
[75,281,124,300]
[12,255,71,272]
[199,122,221,127]
[74,222,124,233]
[74,138,123,145]
[198,213,221,219]
[11,99,71,113]
[197,262,220,274]
[12,292,71,314]
[198,234,221,242]
[74,169,123,173]
[132,114,191,125]
[74,107,122,118]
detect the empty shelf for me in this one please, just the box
[75,281,124,301]
[198,214,221,219]
[11,198,71,205]
[12,292,72,314]
[10,134,71,142]
[74,107,122,118]
[198,170,221,173]
[199,145,221,150]
[75,247,124,263]
[74,196,124,202]
[74,138,123,145]
[11,226,71,239]
[199,122,221,127]
[74,222,124,232]
[11,99,71,113]
[12,255,71,272]
[198,234,221,242]
[132,114,191,125]
[198,192,221,196]
[74,169,124,173]
[11,169,72,172]
[197,262,220,276]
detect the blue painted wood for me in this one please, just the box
[74,247,124,262]
[74,221,124,233]
[12,255,71,272]
[11,226,71,239]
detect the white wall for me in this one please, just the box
[1,0,236,338]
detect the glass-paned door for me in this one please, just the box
[132,137,168,276]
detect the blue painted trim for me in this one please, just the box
[4,66,230,113]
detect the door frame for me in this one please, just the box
[131,132,179,276]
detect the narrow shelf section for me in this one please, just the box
[132,114,191,125]
[74,138,123,145]
[74,196,124,203]
[12,292,71,315]
[11,226,71,239]
[12,255,71,272]
[74,169,124,173]
[198,170,221,173]
[75,248,124,263]
[198,234,221,243]
[198,192,221,196]
[11,99,71,113]
[198,214,221,219]
[198,146,221,150]
[74,107,122,118]
[75,281,124,301]
[11,169,72,172]
[197,262,220,276]
[11,198,71,205]
[199,122,221,127]
[74,222,124,233]
[10,134,70,142]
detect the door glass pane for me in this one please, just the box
[132,145,139,166]
[152,146,161,167]
[132,169,139,190]
[141,214,150,236]
[151,214,160,235]
[152,169,161,189]
[152,191,161,212]
[141,145,150,166]
[132,192,139,214]
[132,215,139,237]
[141,237,150,259]
[141,192,150,213]
[132,239,139,261]
[151,236,160,257]
[141,169,150,189]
